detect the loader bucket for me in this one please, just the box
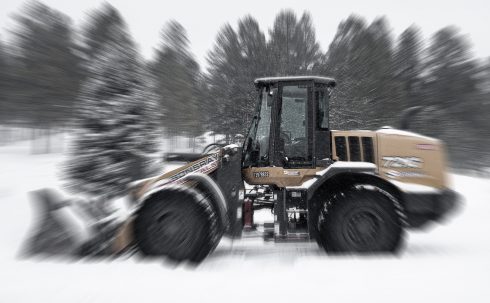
[20,189,89,257]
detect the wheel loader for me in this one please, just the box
[23,76,460,262]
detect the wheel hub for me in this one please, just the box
[344,210,381,248]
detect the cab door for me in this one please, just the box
[271,81,314,168]
[314,83,331,164]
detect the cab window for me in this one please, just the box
[278,85,308,162]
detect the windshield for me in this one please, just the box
[279,85,308,161]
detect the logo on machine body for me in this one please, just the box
[382,156,423,169]
[382,156,426,179]
[167,152,219,182]
[385,170,426,179]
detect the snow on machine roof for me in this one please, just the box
[254,76,336,87]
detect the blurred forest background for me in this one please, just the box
[1,1,489,175]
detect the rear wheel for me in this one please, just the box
[134,187,221,263]
[316,189,403,253]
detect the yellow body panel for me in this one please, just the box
[242,128,448,190]
[331,129,448,189]
[134,152,220,199]
[242,167,324,187]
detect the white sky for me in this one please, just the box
[1,0,489,68]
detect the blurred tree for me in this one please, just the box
[413,27,483,168]
[295,13,322,71]
[0,37,6,122]
[363,17,398,127]
[393,26,423,109]
[479,57,490,94]
[205,24,240,139]
[0,41,25,125]
[268,10,321,75]
[423,27,479,114]
[235,16,270,127]
[268,10,297,75]
[206,23,245,139]
[152,21,203,138]
[10,1,81,128]
[81,3,129,61]
[206,16,268,138]
[320,16,398,129]
[320,15,371,129]
[65,23,162,198]
[479,58,490,165]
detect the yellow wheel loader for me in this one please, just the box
[23,76,461,262]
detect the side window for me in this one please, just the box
[316,88,329,129]
[279,85,308,161]
[256,88,273,163]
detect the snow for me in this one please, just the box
[1,138,490,303]
[288,161,377,190]
[326,161,377,170]
[390,180,442,193]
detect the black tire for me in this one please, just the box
[134,186,221,263]
[316,189,403,254]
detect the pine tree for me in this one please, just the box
[206,16,269,137]
[363,17,397,127]
[320,16,398,129]
[236,16,269,127]
[423,27,479,114]
[152,21,202,137]
[321,15,371,129]
[268,10,322,75]
[479,58,490,165]
[269,10,298,75]
[294,13,322,72]
[394,26,423,109]
[206,23,243,138]
[10,1,81,128]
[413,26,482,168]
[0,41,24,124]
[205,11,322,137]
[81,3,128,61]
[65,23,161,198]
[0,37,6,123]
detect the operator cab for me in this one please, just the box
[242,76,336,169]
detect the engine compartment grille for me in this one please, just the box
[333,135,375,163]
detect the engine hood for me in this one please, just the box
[331,128,448,189]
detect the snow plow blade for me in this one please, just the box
[20,189,131,258]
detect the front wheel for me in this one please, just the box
[134,187,221,263]
[316,189,404,254]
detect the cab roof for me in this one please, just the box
[254,76,336,87]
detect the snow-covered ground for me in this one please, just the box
[0,138,489,303]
